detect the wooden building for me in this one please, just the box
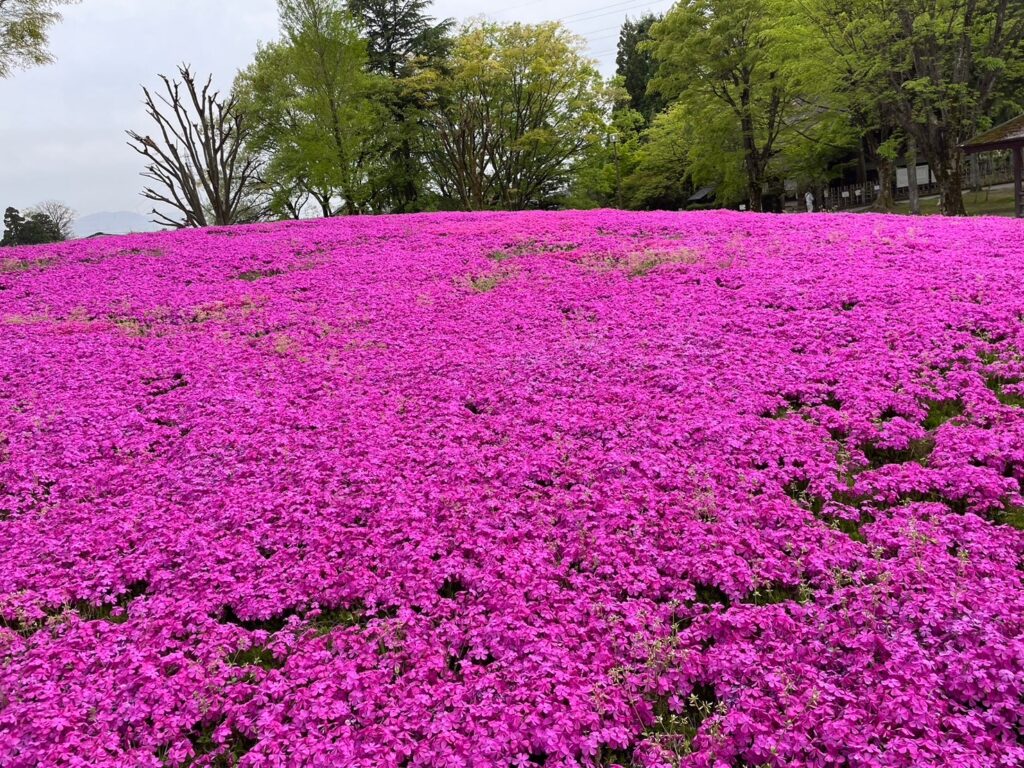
[962,115,1024,218]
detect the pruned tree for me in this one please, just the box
[27,199,75,239]
[127,65,258,228]
[0,0,76,78]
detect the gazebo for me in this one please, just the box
[961,114,1024,218]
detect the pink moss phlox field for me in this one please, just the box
[1,210,1023,768]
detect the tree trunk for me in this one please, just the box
[398,134,418,213]
[857,137,868,185]
[936,149,967,216]
[388,96,420,213]
[874,155,895,211]
[907,137,920,215]
[739,90,763,213]
[315,192,332,218]
[747,175,764,212]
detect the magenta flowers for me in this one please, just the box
[1,210,1023,767]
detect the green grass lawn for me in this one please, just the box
[886,185,1020,217]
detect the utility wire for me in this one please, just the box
[560,0,670,22]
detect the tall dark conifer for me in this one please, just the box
[346,0,453,212]
[1,206,62,245]
[347,0,450,78]
[615,14,664,124]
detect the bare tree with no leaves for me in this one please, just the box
[27,199,75,239]
[127,65,258,228]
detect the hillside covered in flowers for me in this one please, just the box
[1,210,1023,768]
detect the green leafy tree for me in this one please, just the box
[802,0,1024,216]
[236,0,383,217]
[417,21,606,211]
[615,14,665,124]
[649,0,823,212]
[890,0,1023,215]
[0,0,76,78]
[991,36,1024,121]
[346,0,453,212]
[797,2,912,213]
[2,206,62,245]
[621,105,701,210]
[567,84,645,209]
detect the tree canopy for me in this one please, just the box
[802,0,1024,215]
[648,0,829,211]
[1,205,63,245]
[118,0,1024,219]
[347,0,453,212]
[417,21,606,211]
[0,0,75,78]
[235,0,381,217]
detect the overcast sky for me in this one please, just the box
[0,0,675,218]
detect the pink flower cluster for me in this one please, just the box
[0,210,1023,768]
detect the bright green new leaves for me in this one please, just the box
[800,0,1024,215]
[566,84,646,210]
[0,0,76,78]
[235,0,385,218]
[648,0,830,211]
[417,21,607,211]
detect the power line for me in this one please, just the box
[585,30,627,43]
[488,0,556,18]
[568,1,674,46]
[491,0,673,27]
[573,17,648,36]
[563,2,670,26]
[560,0,669,22]
[484,0,675,70]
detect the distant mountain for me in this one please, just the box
[72,212,165,239]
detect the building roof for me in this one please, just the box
[962,114,1024,154]
[688,186,716,203]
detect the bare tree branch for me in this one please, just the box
[26,199,75,239]
[127,64,258,228]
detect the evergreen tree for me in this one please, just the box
[346,0,453,212]
[615,14,664,125]
[2,206,62,246]
[2,207,24,245]
[346,0,451,78]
